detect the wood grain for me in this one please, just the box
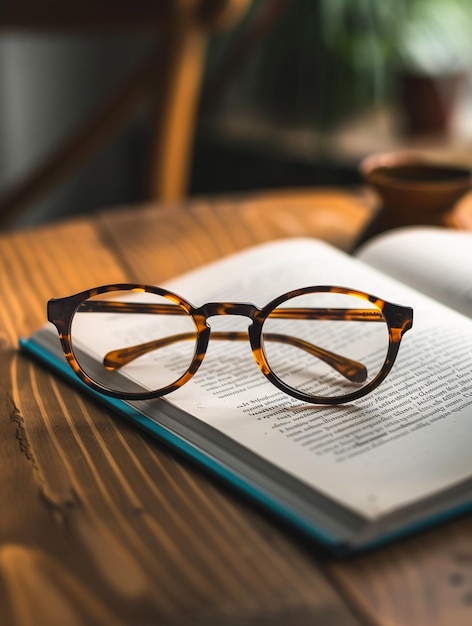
[2,188,471,625]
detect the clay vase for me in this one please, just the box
[356,151,472,245]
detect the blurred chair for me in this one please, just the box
[0,0,249,227]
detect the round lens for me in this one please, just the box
[70,289,197,394]
[261,290,390,400]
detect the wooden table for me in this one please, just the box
[2,189,472,626]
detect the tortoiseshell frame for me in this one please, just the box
[47,284,413,405]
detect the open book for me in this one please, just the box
[21,226,472,554]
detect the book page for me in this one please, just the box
[72,238,472,520]
[356,227,472,318]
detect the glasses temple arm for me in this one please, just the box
[103,331,367,383]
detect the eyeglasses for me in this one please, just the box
[47,284,413,405]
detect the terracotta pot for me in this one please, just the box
[400,72,466,135]
[356,151,472,245]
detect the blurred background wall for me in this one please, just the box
[1,0,472,228]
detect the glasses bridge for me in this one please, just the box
[199,302,259,319]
